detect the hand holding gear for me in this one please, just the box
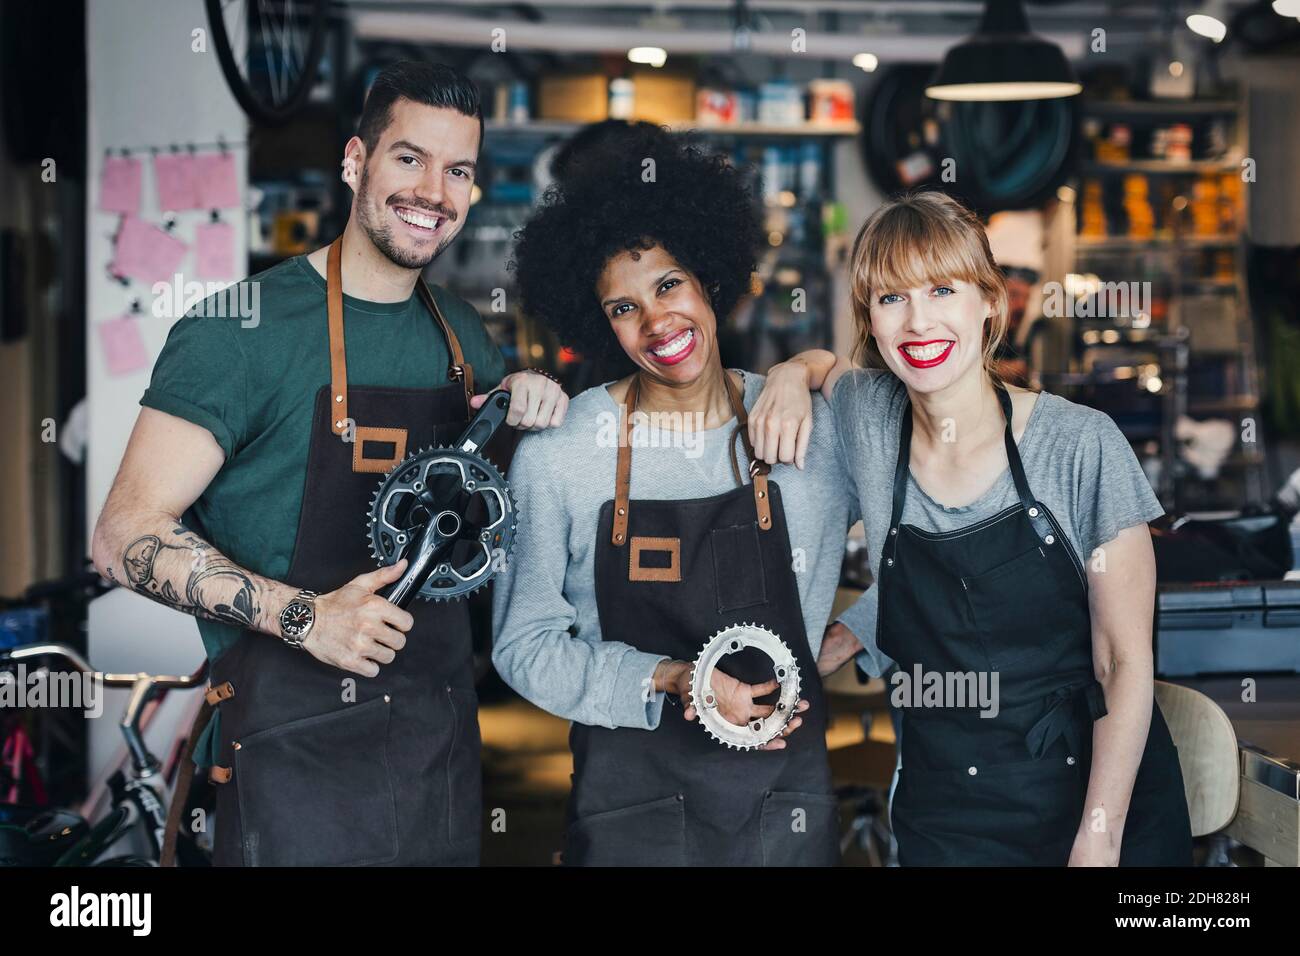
[688,624,804,750]
[366,390,518,606]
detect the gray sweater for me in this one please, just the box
[491,370,873,730]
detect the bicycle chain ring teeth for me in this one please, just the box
[689,623,801,750]
[367,446,516,602]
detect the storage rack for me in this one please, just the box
[1047,93,1266,512]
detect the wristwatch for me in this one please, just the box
[278,589,318,649]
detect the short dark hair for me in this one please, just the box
[512,124,763,362]
[357,60,483,152]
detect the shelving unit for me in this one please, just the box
[486,119,862,138]
[1047,92,1266,513]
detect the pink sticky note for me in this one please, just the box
[110,216,188,284]
[194,153,240,209]
[97,315,151,377]
[154,152,200,210]
[196,221,236,279]
[98,155,142,215]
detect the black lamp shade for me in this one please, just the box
[927,0,1082,101]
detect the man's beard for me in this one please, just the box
[356,168,458,270]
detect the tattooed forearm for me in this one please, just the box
[112,523,284,632]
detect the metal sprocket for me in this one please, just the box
[689,623,801,750]
[366,445,516,602]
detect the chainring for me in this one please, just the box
[689,623,801,750]
[366,446,516,602]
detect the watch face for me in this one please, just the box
[280,602,313,638]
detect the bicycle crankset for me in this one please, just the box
[366,389,517,607]
[689,623,801,750]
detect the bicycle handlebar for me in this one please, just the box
[0,642,207,689]
[1,642,209,777]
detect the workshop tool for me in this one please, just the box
[367,388,517,607]
[690,623,801,750]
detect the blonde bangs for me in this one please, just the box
[853,210,987,304]
[847,191,1010,374]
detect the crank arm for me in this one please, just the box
[455,388,512,455]
[380,388,513,607]
[384,510,462,608]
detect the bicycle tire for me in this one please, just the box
[205,0,329,126]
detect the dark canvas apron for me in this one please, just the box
[200,238,484,866]
[568,371,840,867]
[879,387,1193,866]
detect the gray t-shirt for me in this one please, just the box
[830,368,1166,676]
[491,370,868,731]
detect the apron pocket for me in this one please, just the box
[895,757,1084,865]
[711,523,768,613]
[565,794,687,866]
[759,790,840,866]
[233,695,398,867]
[963,546,1070,673]
[445,685,483,848]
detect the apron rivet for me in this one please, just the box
[614,534,623,543]
[1045,534,1055,545]
[233,742,241,751]
[890,527,897,536]
[617,507,625,516]
[886,558,894,567]
[334,420,343,429]
[758,490,766,498]
[1066,756,1076,766]
[334,394,343,403]
[1029,507,1039,517]
[384,694,391,703]
[967,766,977,775]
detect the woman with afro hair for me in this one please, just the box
[491,124,879,866]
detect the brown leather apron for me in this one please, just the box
[566,370,840,866]
[164,237,485,866]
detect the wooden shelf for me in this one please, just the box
[1075,235,1239,251]
[1188,396,1259,415]
[1081,157,1243,176]
[485,119,860,138]
[1081,99,1239,118]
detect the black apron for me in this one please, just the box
[879,386,1193,866]
[204,238,484,866]
[568,371,840,867]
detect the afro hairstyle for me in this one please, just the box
[511,124,764,361]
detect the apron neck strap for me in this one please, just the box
[887,383,1034,534]
[610,370,772,547]
[723,369,769,486]
[325,236,476,437]
[415,278,476,405]
[995,384,1037,512]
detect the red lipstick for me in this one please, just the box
[898,340,955,369]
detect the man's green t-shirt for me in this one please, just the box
[141,255,506,664]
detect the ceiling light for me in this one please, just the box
[1272,0,1300,17]
[628,46,667,67]
[1186,2,1228,42]
[853,52,879,72]
[927,0,1082,102]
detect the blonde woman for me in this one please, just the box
[750,191,1193,866]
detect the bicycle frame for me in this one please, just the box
[0,643,207,863]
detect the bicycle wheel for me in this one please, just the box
[206,0,329,126]
[861,64,1078,213]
